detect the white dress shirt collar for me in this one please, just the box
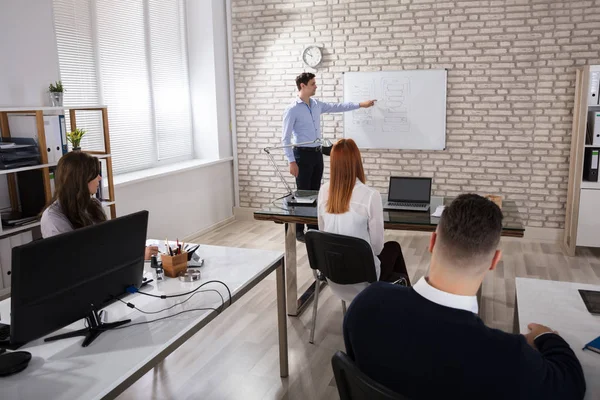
[413,277,479,314]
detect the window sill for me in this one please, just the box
[112,157,234,188]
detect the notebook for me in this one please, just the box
[583,336,600,355]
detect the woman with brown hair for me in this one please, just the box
[317,139,410,303]
[40,151,158,259]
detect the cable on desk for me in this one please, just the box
[117,288,225,314]
[127,280,232,307]
[98,307,221,331]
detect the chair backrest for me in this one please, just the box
[331,351,412,400]
[305,230,377,285]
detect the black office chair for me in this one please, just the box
[305,230,378,344]
[332,351,412,400]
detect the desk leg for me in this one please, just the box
[284,223,325,317]
[276,259,289,378]
[285,223,298,316]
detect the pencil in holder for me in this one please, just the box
[161,252,188,278]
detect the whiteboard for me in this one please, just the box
[343,70,447,150]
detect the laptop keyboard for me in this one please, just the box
[295,190,316,198]
[388,202,428,208]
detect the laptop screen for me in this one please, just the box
[388,177,431,203]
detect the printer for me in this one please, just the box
[0,138,41,170]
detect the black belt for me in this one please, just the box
[295,146,322,152]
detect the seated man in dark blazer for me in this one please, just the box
[343,194,586,400]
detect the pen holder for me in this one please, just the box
[485,194,503,210]
[161,252,188,278]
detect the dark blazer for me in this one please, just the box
[343,282,586,400]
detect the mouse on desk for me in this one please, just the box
[0,350,32,376]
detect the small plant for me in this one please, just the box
[48,81,64,93]
[67,128,86,149]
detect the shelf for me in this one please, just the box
[0,161,57,175]
[0,105,107,112]
[581,181,600,190]
[0,154,110,176]
[0,221,40,238]
[584,144,600,148]
[0,202,115,239]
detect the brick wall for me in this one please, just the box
[231,0,600,228]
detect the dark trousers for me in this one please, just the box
[294,147,323,234]
[378,241,411,286]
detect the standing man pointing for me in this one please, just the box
[282,72,376,242]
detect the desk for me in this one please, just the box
[0,244,288,400]
[255,193,525,316]
[514,278,600,399]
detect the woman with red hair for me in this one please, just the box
[317,139,410,303]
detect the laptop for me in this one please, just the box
[285,190,317,206]
[384,177,432,212]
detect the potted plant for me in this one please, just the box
[67,128,86,151]
[48,80,64,107]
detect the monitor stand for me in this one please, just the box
[44,305,131,347]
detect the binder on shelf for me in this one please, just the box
[583,148,599,182]
[590,69,600,106]
[95,158,108,201]
[7,115,64,163]
[58,114,68,156]
[49,170,56,197]
[587,111,600,146]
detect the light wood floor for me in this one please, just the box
[117,220,600,400]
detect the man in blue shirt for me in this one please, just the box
[282,72,376,242]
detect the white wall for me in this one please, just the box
[0,0,235,242]
[187,0,233,160]
[115,161,234,240]
[0,0,60,106]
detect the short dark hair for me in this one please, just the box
[437,194,503,265]
[296,72,315,90]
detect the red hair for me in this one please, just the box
[326,139,366,214]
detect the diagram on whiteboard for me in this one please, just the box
[343,70,446,151]
[380,78,410,133]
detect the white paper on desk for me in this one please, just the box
[431,205,445,217]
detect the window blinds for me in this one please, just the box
[53,0,193,174]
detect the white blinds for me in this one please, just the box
[53,0,104,152]
[53,0,193,174]
[148,0,193,160]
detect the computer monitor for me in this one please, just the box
[5,210,149,349]
[387,177,432,204]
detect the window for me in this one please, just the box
[53,0,193,175]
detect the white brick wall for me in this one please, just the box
[231,0,600,228]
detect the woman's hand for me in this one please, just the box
[145,245,159,260]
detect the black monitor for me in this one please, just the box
[5,210,149,349]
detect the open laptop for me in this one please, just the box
[384,177,431,212]
[285,190,317,206]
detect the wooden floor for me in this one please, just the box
[118,220,600,400]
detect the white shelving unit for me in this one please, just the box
[564,65,600,255]
[0,106,116,297]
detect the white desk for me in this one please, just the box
[514,278,600,400]
[0,244,288,400]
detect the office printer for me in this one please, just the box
[0,138,41,170]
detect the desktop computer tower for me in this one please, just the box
[583,148,599,182]
[16,169,46,217]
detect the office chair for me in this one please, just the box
[332,351,412,400]
[305,230,378,344]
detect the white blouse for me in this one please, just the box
[317,178,384,303]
